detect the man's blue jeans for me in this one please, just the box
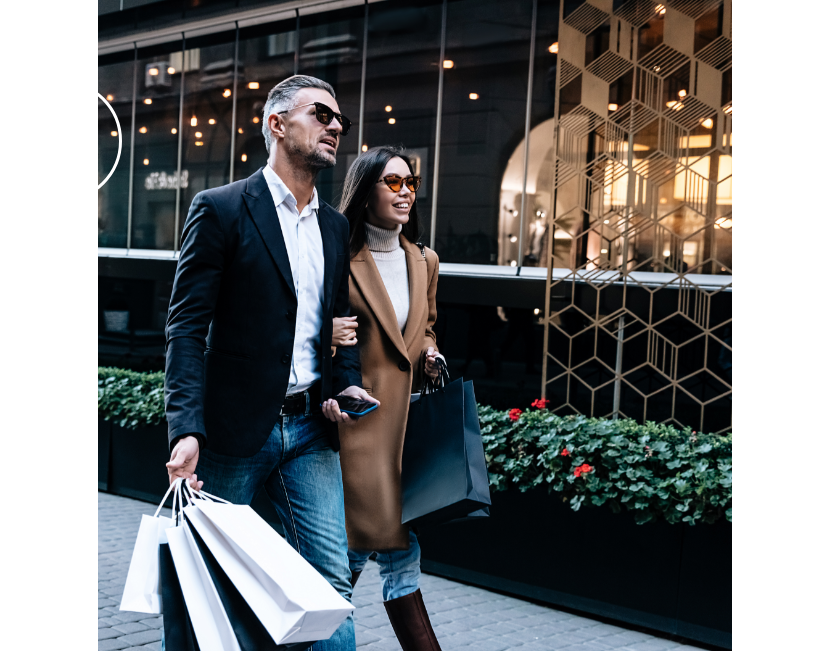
[347,530,422,602]
[161,412,355,651]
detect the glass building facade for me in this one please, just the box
[99,0,731,432]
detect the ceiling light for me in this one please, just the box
[143,159,149,165]
[106,94,114,101]
[388,118,396,124]
[608,103,618,111]
[362,144,368,152]
[659,197,667,204]
[666,100,677,108]
[385,105,392,112]
[509,260,517,267]
[168,67,175,75]
[195,131,203,138]
[512,210,519,217]
[534,308,541,315]
[208,119,216,125]
[601,248,608,254]
[469,93,479,100]
[191,117,197,126]
[443,60,454,69]
[655,4,666,14]
[139,126,147,134]
[603,219,610,224]
[549,42,559,54]
[509,235,518,243]
[171,128,177,134]
[223,89,231,98]
[195,141,204,146]
[144,98,153,105]
[110,131,118,137]
[678,90,687,97]
[724,105,732,114]
[663,250,670,257]
[253,117,260,124]
[241,154,247,162]
[701,118,714,129]
[248,82,259,90]
[715,217,732,229]
[653,66,661,72]
[149,67,159,76]
[238,128,243,134]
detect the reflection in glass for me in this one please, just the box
[298,6,365,206]
[179,39,236,245]
[131,45,185,250]
[98,56,134,248]
[436,0,534,265]
[234,18,297,182]
[363,0,443,242]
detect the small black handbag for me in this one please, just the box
[401,358,491,526]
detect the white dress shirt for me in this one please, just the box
[263,165,326,395]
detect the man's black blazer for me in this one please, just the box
[164,167,362,457]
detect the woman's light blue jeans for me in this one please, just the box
[347,529,422,602]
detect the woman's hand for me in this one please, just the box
[332,316,358,347]
[425,347,441,379]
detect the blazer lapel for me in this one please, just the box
[317,204,338,314]
[350,245,409,361]
[401,237,428,353]
[242,168,296,297]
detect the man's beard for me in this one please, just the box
[287,139,336,170]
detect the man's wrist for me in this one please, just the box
[171,432,205,452]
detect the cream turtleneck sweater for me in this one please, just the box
[365,221,409,332]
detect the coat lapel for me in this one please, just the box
[401,237,427,353]
[317,203,338,314]
[242,168,296,297]
[350,244,409,361]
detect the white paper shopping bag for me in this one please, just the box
[119,482,178,614]
[184,499,354,645]
[167,520,241,651]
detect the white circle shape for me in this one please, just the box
[732,352,830,571]
[0,79,122,203]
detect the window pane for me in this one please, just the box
[516,0,559,269]
[234,18,298,182]
[131,44,185,251]
[98,57,134,248]
[436,0,534,265]
[363,0,443,241]
[298,5,365,207]
[178,38,237,244]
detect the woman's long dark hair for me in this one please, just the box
[337,145,422,259]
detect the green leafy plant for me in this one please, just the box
[98,367,166,429]
[481,401,732,525]
[98,368,732,525]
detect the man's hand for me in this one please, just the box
[166,435,204,490]
[322,386,380,423]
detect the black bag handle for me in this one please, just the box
[421,355,450,397]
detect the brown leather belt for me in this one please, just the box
[280,382,322,416]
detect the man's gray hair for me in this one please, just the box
[261,75,336,153]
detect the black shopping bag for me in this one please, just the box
[401,360,491,526]
[159,542,200,651]
[184,513,295,651]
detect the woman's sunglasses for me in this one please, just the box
[278,101,352,135]
[377,174,422,193]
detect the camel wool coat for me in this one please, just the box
[337,236,439,551]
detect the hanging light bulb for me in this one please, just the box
[241,154,247,162]
[191,116,197,127]
[549,42,559,54]
[208,119,216,125]
[362,144,368,152]
[223,89,231,98]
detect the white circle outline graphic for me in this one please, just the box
[0,79,122,203]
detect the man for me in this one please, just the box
[163,75,378,651]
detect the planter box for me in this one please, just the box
[101,423,284,536]
[418,487,731,649]
[99,417,111,491]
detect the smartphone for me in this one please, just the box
[332,395,379,418]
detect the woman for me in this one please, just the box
[324,146,444,651]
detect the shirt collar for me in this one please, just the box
[263,165,319,216]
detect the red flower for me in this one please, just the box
[508,408,522,422]
[579,463,593,474]
[560,449,570,457]
[531,398,550,410]
[573,467,582,477]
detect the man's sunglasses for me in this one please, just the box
[278,102,351,135]
[377,174,422,193]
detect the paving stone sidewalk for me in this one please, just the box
[99,492,705,651]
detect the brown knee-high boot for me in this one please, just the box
[383,589,442,651]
